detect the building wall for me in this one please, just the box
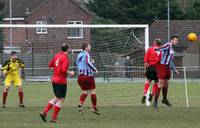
[26,0,93,53]
[183,42,200,66]
[2,0,93,53]
[3,20,26,47]
[182,53,199,66]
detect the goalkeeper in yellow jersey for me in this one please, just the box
[1,51,25,108]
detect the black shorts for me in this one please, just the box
[52,82,67,98]
[145,65,158,81]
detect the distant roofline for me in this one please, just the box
[71,0,95,17]
[26,0,49,17]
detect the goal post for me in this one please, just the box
[0,23,149,83]
[0,24,151,106]
[0,23,149,78]
[0,23,155,106]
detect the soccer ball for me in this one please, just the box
[187,33,198,42]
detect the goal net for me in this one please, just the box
[0,24,149,82]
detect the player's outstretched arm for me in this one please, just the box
[17,59,26,80]
[144,48,150,64]
[170,61,179,74]
[1,60,11,74]
[144,63,149,70]
[49,57,55,69]
[21,68,26,80]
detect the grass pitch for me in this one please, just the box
[0,81,199,128]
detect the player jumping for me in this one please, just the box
[76,43,100,115]
[141,39,162,104]
[154,36,179,109]
[1,51,25,108]
[40,43,74,123]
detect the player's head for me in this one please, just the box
[153,39,162,46]
[170,36,179,45]
[82,43,91,52]
[10,51,17,61]
[61,43,70,53]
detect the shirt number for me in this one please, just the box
[156,51,161,56]
[55,58,60,67]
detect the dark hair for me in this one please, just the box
[11,51,17,55]
[170,35,179,40]
[155,39,162,46]
[82,43,89,50]
[61,43,69,52]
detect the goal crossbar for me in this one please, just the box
[0,24,148,28]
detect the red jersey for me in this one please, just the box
[49,52,69,84]
[144,45,161,66]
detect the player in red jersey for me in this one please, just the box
[141,39,162,104]
[40,43,74,123]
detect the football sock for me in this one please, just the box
[162,87,168,100]
[155,87,161,102]
[79,93,87,105]
[52,102,62,120]
[91,94,97,109]
[43,98,57,115]
[143,81,150,96]
[3,91,8,105]
[18,91,24,104]
[152,83,158,96]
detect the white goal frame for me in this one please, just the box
[0,24,150,105]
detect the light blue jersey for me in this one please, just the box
[158,42,176,72]
[76,51,97,76]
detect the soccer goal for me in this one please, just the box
[0,24,149,82]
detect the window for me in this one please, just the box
[67,21,83,39]
[36,21,47,34]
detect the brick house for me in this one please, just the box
[150,20,200,67]
[2,0,94,53]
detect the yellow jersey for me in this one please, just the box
[1,58,25,78]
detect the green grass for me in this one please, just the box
[0,81,200,128]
